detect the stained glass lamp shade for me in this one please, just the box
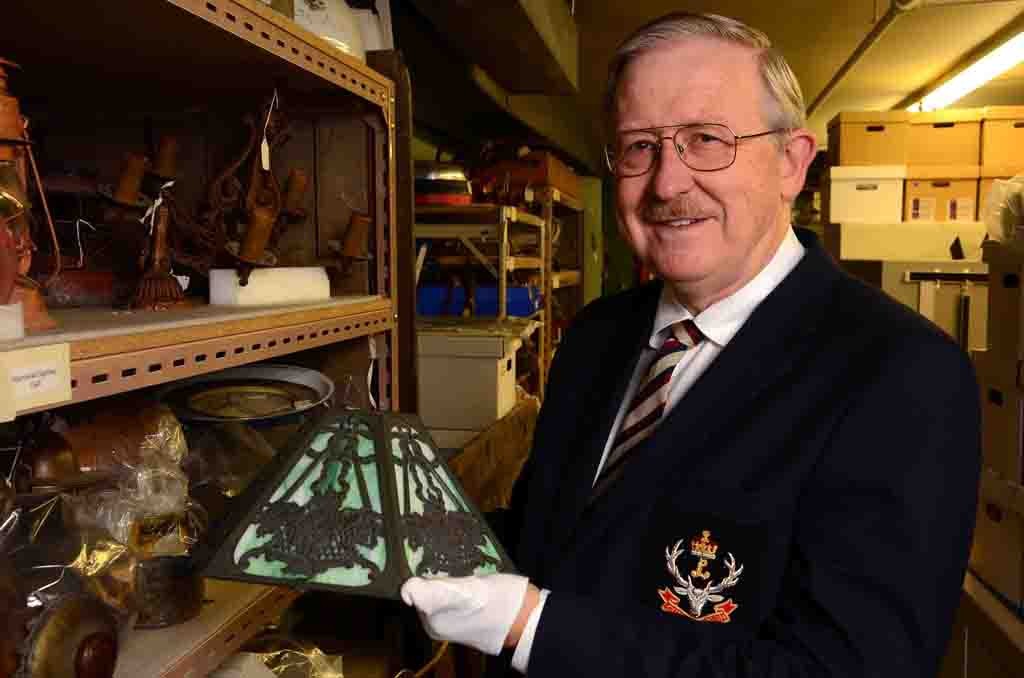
[199,409,515,599]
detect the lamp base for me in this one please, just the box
[10,278,56,332]
[133,273,186,311]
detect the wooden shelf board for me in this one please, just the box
[1,296,391,361]
[415,205,544,228]
[552,270,581,289]
[428,255,543,271]
[416,316,541,341]
[507,256,543,271]
[114,579,299,678]
[414,224,501,240]
[538,187,583,213]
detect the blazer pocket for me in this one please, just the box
[642,490,793,626]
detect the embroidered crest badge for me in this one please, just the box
[657,530,743,623]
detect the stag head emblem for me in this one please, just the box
[664,538,743,618]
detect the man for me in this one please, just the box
[402,12,980,677]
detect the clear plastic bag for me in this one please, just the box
[982,174,1024,242]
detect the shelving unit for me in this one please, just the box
[538,186,584,377]
[414,204,547,393]
[0,0,400,673]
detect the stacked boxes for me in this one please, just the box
[825,107,1014,225]
[825,112,908,224]
[971,241,1024,609]
[906,109,981,222]
[980,106,1024,212]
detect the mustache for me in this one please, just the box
[641,199,714,221]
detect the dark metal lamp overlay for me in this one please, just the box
[200,410,514,599]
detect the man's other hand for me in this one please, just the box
[400,574,540,655]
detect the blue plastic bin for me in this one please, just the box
[417,284,540,317]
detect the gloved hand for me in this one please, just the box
[400,574,531,656]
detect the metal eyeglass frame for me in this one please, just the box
[604,123,789,177]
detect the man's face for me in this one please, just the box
[613,37,810,307]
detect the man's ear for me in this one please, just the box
[779,128,817,202]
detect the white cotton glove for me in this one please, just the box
[400,574,530,656]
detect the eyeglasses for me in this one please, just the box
[605,123,788,177]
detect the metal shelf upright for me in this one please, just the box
[414,204,547,394]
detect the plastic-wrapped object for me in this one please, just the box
[982,174,1024,242]
[58,404,188,477]
[293,0,365,61]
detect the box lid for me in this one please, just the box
[829,165,907,180]
[906,164,980,180]
[417,332,522,358]
[910,108,983,125]
[983,105,1024,121]
[828,110,909,128]
[981,164,1024,179]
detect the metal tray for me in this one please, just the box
[158,364,334,423]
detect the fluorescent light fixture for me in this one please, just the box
[907,30,1024,112]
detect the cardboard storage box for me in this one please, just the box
[417,331,520,431]
[974,351,1023,484]
[827,111,908,165]
[982,241,1024,359]
[969,469,1024,608]
[826,165,906,223]
[982,106,1024,176]
[904,165,979,222]
[908,109,982,165]
[476,150,579,199]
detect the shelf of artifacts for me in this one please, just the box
[0,0,403,419]
[414,204,547,394]
[537,186,585,373]
[0,1,402,675]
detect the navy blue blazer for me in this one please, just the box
[499,229,980,677]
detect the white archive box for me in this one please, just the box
[416,331,520,431]
[826,165,906,223]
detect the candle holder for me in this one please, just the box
[141,136,178,202]
[133,203,185,311]
[225,204,279,286]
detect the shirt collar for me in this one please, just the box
[649,227,806,349]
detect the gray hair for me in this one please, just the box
[605,12,806,131]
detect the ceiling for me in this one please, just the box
[575,0,1024,148]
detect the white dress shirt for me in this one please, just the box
[510,227,805,673]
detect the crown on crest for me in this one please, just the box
[690,530,718,560]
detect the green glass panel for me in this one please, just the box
[230,418,386,586]
[390,421,505,578]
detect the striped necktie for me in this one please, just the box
[593,319,704,493]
